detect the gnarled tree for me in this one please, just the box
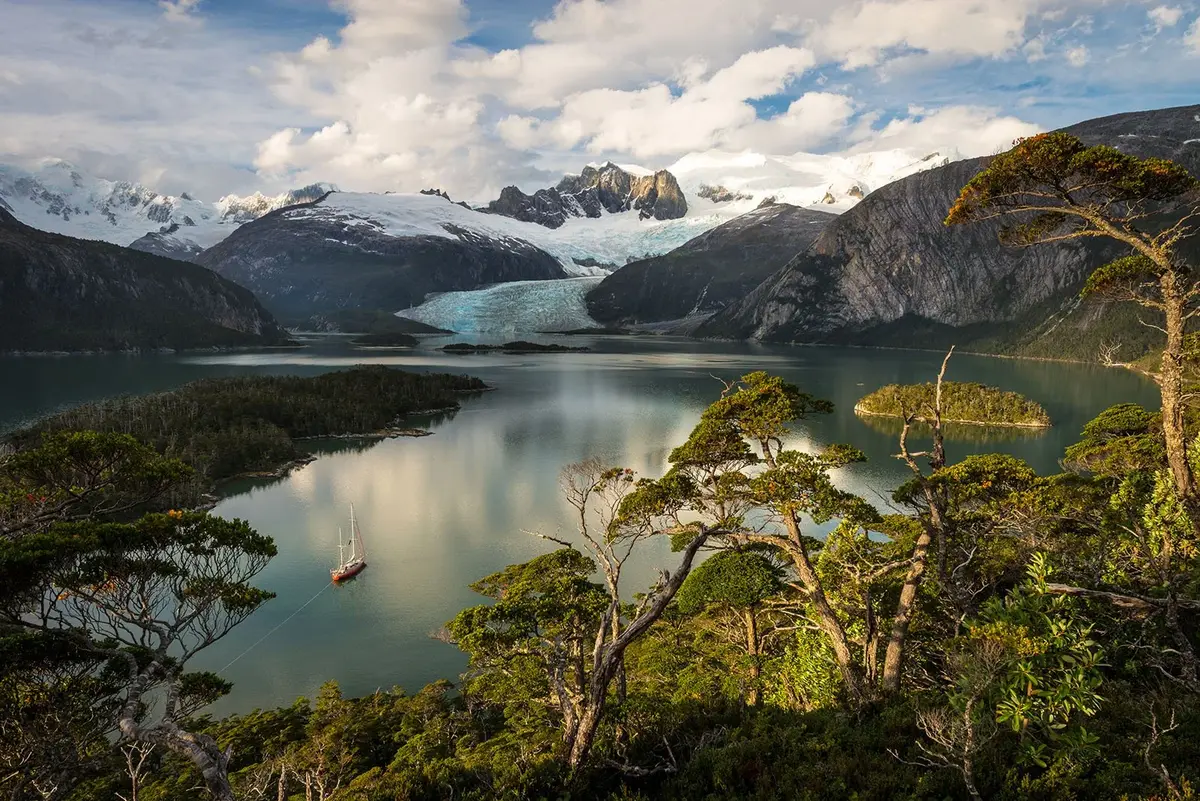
[946,132,1199,496]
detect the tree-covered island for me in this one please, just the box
[855,379,1052,428]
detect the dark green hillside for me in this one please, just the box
[0,208,289,352]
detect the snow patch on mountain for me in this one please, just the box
[396,277,603,333]
[665,147,961,213]
[0,159,334,252]
[0,144,958,275]
[284,192,729,277]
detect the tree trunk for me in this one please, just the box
[881,523,934,692]
[1160,278,1193,497]
[744,606,761,706]
[565,530,711,771]
[782,513,867,703]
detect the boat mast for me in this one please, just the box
[348,504,358,561]
[337,526,344,566]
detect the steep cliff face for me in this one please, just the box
[0,208,287,352]
[195,193,567,324]
[486,163,687,228]
[698,105,1200,360]
[586,203,835,325]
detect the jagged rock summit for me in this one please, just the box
[486,162,687,229]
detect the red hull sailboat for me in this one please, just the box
[331,504,367,582]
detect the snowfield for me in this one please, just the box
[0,158,332,252]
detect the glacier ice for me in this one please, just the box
[395,278,604,333]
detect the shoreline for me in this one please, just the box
[0,334,1158,380]
[852,405,1052,429]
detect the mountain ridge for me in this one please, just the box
[695,104,1200,361]
[0,207,289,352]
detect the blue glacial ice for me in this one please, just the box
[396,277,604,333]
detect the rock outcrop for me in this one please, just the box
[697,184,753,203]
[696,105,1200,361]
[0,208,287,352]
[485,163,687,229]
[586,203,835,325]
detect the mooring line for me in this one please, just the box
[217,580,334,675]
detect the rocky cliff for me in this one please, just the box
[486,163,687,228]
[697,105,1200,361]
[586,203,835,325]
[0,208,287,352]
[195,193,568,326]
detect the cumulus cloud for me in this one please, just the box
[3,0,1196,202]
[849,106,1041,157]
[1148,6,1183,30]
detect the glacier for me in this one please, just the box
[395,278,603,333]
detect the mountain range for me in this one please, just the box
[1,104,1196,357]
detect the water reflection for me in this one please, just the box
[855,414,1050,445]
[3,339,1158,713]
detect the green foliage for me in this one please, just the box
[0,430,195,537]
[676,552,783,615]
[1063,403,1166,477]
[977,555,1105,767]
[856,381,1051,427]
[11,371,1200,801]
[1082,255,1163,298]
[945,132,1198,237]
[13,366,487,484]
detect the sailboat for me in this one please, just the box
[331,504,367,582]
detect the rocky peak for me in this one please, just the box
[486,163,688,229]
[697,184,753,203]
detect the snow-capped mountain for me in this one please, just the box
[0,145,964,332]
[0,158,333,259]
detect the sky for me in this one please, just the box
[0,0,1197,202]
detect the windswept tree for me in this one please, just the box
[946,132,1200,496]
[0,432,277,801]
[1,512,276,801]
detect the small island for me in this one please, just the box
[441,340,591,353]
[854,381,1051,428]
[350,332,420,347]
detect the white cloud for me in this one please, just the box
[3,0,1196,204]
[1148,5,1183,30]
[1187,18,1200,53]
[850,106,1042,157]
[0,0,298,198]
[159,0,202,23]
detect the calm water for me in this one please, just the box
[1,337,1158,713]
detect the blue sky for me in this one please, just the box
[0,0,1197,200]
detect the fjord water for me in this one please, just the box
[1,337,1157,713]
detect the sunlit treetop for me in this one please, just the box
[945,132,1198,248]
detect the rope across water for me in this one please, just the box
[217,580,334,675]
